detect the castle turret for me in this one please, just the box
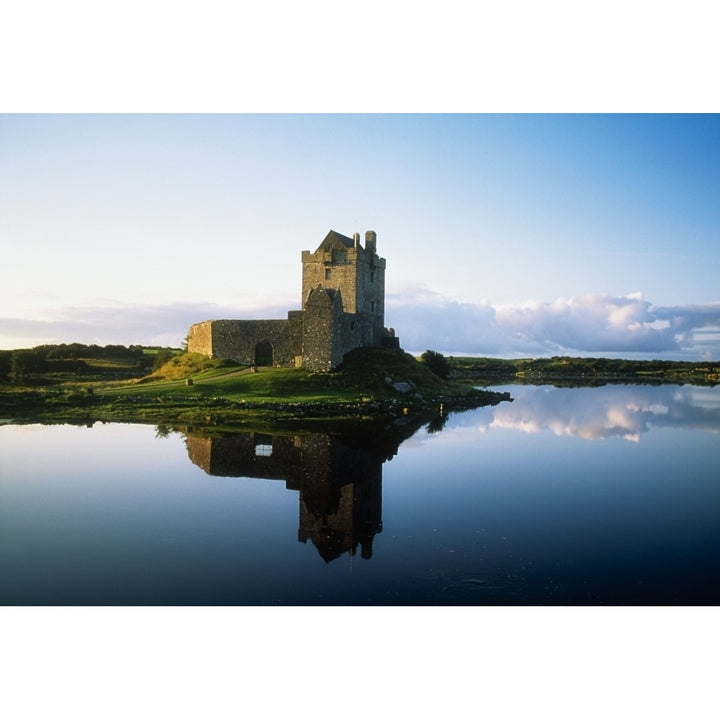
[365,230,377,254]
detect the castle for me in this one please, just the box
[187,229,398,371]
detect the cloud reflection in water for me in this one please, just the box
[478,384,720,442]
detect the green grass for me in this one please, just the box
[109,366,352,403]
[103,348,459,404]
[1,348,510,429]
[102,348,471,403]
[139,352,241,381]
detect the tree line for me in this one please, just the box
[446,355,720,385]
[0,344,174,384]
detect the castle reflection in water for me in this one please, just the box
[185,422,423,563]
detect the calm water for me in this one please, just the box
[1,383,719,605]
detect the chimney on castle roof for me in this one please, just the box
[353,232,360,248]
[365,230,377,254]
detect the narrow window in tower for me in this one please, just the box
[371,301,375,312]
[325,268,331,280]
[370,271,375,283]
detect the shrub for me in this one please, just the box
[153,348,175,371]
[420,349,450,379]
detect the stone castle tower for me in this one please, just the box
[187,229,398,371]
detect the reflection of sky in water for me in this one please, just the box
[382,385,720,604]
[2,384,720,605]
[0,423,303,604]
[458,384,720,442]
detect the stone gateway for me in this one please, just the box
[187,229,399,371]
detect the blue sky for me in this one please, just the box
[2,113,719,359]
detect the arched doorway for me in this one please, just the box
[254,340,273,367]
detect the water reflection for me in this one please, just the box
[3,384,719,604]
[184,419,425,563]
[481,384,720,441]
[177,384,720,571]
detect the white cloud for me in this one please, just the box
[387,292,720,360]
[2,291,720,360]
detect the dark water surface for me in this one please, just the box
[2,384,719,605]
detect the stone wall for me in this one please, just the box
[187,316,302,367]
[301,287,343,371]
[186,320,214,357]
[302,246,361,313]
[355,232,386,346]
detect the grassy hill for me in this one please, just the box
[0,347,509,429]
[6,342,718,429]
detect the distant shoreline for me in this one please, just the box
[448,356,720,388]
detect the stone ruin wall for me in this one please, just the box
[186,320,214,357]
[302,247,360,313]
[188,307,390,373]
[187,316,302,367]
[301,289,344,372]
[354,244,386,346]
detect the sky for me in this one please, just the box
[2,112,720,359]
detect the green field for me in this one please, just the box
[0,345,507,429]
[8,343,716,429]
